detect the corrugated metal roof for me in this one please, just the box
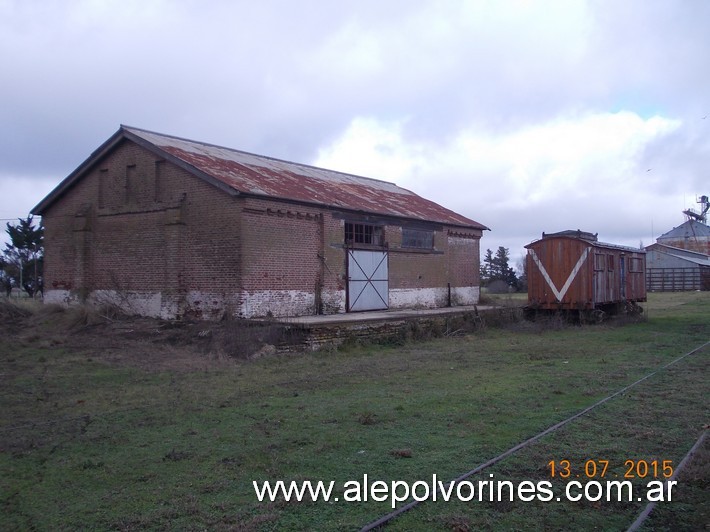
[123,126,488,230]
[647,248,710,267]
[657,219,710,239]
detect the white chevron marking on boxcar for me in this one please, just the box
[529,248,590,302]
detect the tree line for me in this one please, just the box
[1,216,44,297]
[480,246,526,292]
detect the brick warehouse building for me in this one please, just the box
[32,126,488,319]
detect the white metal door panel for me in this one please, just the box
[347,250,388,311]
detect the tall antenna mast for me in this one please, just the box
[683,194,709,224]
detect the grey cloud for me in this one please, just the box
[1,0,708,256]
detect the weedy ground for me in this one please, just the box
[0,292,707,530]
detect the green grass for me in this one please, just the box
[0,292,708,530]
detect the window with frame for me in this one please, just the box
[607,254,615,271]
[629,257,644,272]
[402,228,434,249]
[594,253,606,271]
[344,222,383,246]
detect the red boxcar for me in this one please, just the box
[526,230,646,314]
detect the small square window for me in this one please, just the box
[402,228,434,249]
[344,222,383,246]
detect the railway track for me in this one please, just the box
[360,340,710,531]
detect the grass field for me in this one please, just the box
[0,292,708,530]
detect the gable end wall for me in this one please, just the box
[42,140,242,318]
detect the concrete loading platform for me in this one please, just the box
[272,305,522,351]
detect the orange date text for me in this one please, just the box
[547,459,673,479]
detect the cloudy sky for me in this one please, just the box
[1,0,708,264]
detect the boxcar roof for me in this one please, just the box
[526,230,645,253]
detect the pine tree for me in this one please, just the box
[3,216,44,297]
[481,246,519,290]
[480,248,495,286]
[0,255,11,296]
[492,246,518,289]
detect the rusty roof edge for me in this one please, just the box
[378,183,490,231]
[121,124,400,188]
[32,126,242,215]
[33,125,489,232]
[121,126,240,198]
[124,125,489,229]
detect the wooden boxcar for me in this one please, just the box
[526,230,646,315]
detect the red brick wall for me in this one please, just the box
[42,139,242,317]
[447,232,481,287]
[42,138,483,318]
[240,198,321,291]
[388,227,481,289]
[237,198,323,316]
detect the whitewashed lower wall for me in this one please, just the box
[45,289,196,319]
[449,286,480,306]
[238,290,315,318]
[388,286,480,309]
[44,289,175,319]
[42,286,478,319]
[389,287,446,309]
[43,289,75,306]
[320,289,347,315]
[89,290,169,319]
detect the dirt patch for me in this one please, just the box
[4,301,297,372]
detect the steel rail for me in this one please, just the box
[626,429,707,531]
[360,340,710,531]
